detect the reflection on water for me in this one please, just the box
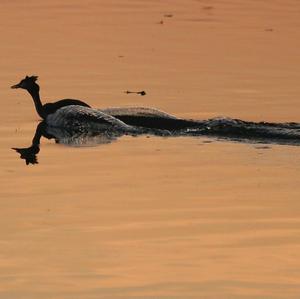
[12,114,300,165]
[12,121,120,165]
[2,0,300,298]
[13,145,40,165]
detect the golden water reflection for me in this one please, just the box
[1,0,300,298]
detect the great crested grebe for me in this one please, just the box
[11,75,300,164]
[11,75,137,131]
[11,75,200,130]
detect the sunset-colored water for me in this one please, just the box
[1,1,300,298]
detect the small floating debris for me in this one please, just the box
[202,6,214,10]
[255,145,271,149]
[125,90,146,96]
[164,14,173,18]
[265,28,274,32]
[158,20,164,25]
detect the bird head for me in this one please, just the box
[11,75,39,90]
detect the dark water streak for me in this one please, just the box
[12,116,300,165]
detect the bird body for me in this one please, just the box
[43,99,91,116]
[46,105,135,132]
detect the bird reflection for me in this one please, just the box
[12,122,45,165]
[12,121,122,165]
[13,145,40,165]
[12,116,300,165]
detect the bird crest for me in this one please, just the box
[25,75,38,82]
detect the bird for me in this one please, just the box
[11,75,200,131]
[11,76,300,154]
[11,75,134,131]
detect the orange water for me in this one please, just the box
[1,1,300,298]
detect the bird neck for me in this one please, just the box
[27,86,46,119]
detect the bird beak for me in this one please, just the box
[11,83,21,89]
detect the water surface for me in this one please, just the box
[1,1,300,298]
